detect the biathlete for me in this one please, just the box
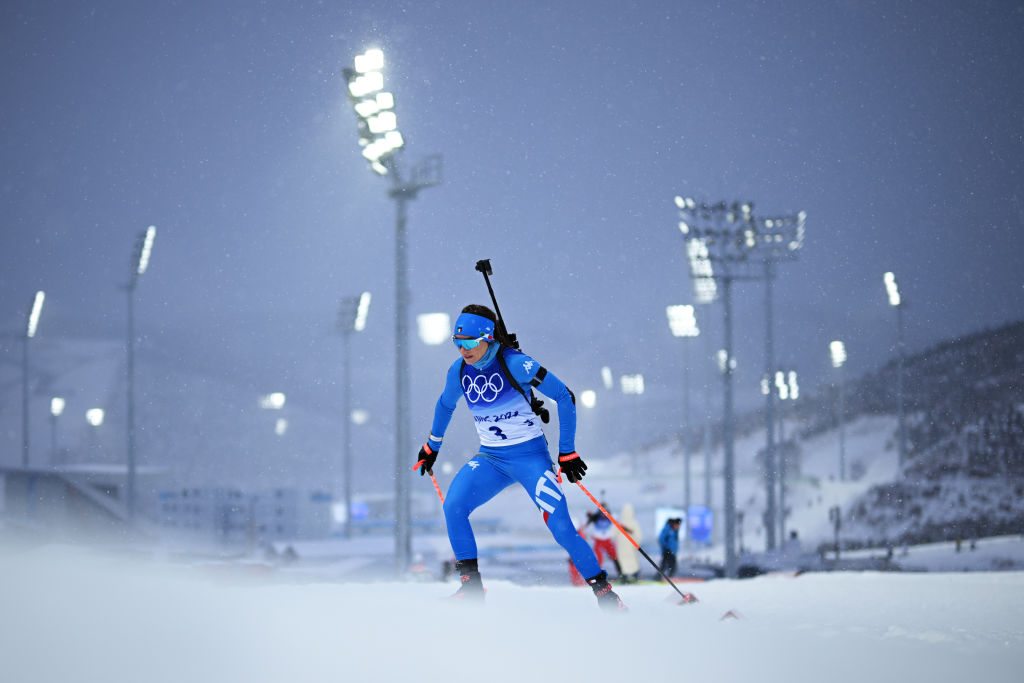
[416,304,626,611]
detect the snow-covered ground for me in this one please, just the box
[1,541,1022,683]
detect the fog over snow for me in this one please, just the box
[2,542,1022,683]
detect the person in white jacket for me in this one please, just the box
[612,503,642,583]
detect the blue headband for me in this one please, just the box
[453,313,495,341]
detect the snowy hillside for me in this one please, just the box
[827,321,1024,548]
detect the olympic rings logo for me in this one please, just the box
[462,372,504,403]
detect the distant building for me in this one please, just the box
[157,486,332,543]
[157,486,249,543]
[250,488,332,540]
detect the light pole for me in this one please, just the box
[701,330,714,515]
[830,340,847,481]
[260,393,288,443]
[666,304,699,524]
[338,291,371,539]
[50,396,65,465]
[774,370,798,543]
[343,48,442,572]
[676,197,759,578]
[86,408,105,461]
[751,211,805,551]
[884,272,907,469]
[125,225,156,521]
[578,389,598,454]
[620,374,645,473]
[22,290,45,468]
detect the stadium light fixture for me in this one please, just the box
[260,392,287,410]
[580,390,597,409]
[884,271,901,307]
[417,312,451,346]
[354,291,372,332]
[26,290,45,338]
[666,304,700,338]
[829,340,847,368]
[620,374,645,395]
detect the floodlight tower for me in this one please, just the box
[666,304,700,522]
[338,291,371,539]
[343,48,442,572]
[22,290,45,468]
[675,211,718,519]
[830,340,848,481]
[884,272,907,469]
[751,210,806,550]
[675,197,759,578]
[125,225,156,521]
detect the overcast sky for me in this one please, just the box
[2,0,1022,460]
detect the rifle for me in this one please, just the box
[474,259,549,423]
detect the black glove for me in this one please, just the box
[558,451,587,483]
[417,443,439,476]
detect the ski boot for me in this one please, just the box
[586,571,628,612]
[450,558,485,603]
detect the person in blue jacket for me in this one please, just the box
[416,304,626,611]
[658,518,681,580]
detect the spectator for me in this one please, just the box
[612,503,642,583]
[586,504,622,578]
[658,518,681,580]
[783,529,802,555]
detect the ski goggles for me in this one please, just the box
[452,334,492,350]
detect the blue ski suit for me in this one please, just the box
[425,342,602,579]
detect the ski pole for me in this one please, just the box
[574,480,698,604]
[412,460,445,504]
